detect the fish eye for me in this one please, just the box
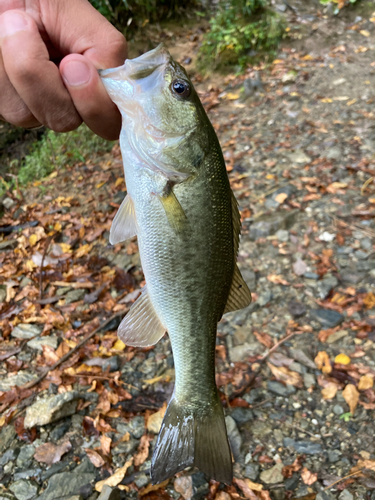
[171,79,191,98]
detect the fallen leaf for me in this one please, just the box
[335,353,351,365]
[34,441,71,465]
[342,384,359,414]
[100,435,112,456]
[358,375,374,391]
[95,458,133,492]
[134,434,150,467]
[233,477,258,499]
[275,193,288,204]
[326,182,347,194]
[214,493,232,500]
[314,351,332,374]
[267,274,289,285]
[147,402,167,433]
[360,30,370,37]
[293,258,307,276]
[140,479,170,496]
[225,93,240,100]
[253,330,273,349]
[29,234,38,246]
[267,362,303,388]
[357,459,375,471]
[321,383,338,400]
[174,476,193,500]
[86,449,105,468]
[282,456,304,478]
[364,292,375,309]
[301,467,318,485]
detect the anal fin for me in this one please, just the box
[110,193,138,245]
[224,264,252,314]
[118,287,166,347]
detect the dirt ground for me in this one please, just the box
[1,1,375,499]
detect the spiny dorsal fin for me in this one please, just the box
[158,189,187,234]
[224,191,252,314]
[110,194,138,245]
[118,287,166,347]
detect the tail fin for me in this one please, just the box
[151,393,232,484]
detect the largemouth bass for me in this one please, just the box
[100,44,251,484]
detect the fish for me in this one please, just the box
[100,44,252,485]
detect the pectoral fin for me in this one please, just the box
[118,286,166,347]
[110,194,138,245]
[158,189,187,234]
[224,264,252,314]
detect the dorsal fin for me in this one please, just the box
[224,191,252,314]
[110,194,138,244]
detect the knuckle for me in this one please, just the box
[107,31,127,61]
[2,104,36,128]
[49,113,82,133]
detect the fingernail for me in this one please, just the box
[2,12,28,36]
[63,60,91,87]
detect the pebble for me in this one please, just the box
[257,291,272,307]
[174,476,193,500]
[11,324,42,339]
[328,450,341,463]
[230,407,253,425]
[243,463,259,481]
[309,309,344,328]
[285,150,311,164]
[319,231,335,242]
[249,211,298,240]
[288,300,306,318]
[317,276,338,300]
[229,341,264,362]
[97,485,121,500]
[128,416,145,439]
[326,330,348,344]
[283,438,322,455]
[333,405,344,415]
[64,289,86,304]
[260,462,284,484]
[16,445,35,469]
[0,372,38,392]
[24,391,80,428]
[27,336,58,351]
[289,349,316,369]
[275,229,289,242]
[303,373,316,389]
[134,473,149,489]
[338,491,353,500]
[316,492,336,500]
[267,381,289,397]
[225,416,242,461]
[9,480,38,500]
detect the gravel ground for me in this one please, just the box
[1,1,375,500]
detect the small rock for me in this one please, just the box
[285,150,311,164]
[317,276,338,300]
[257,291,272,307]
[260,462,284,484]
[64,289,86,304]
[11,324,42,340]
[174,476,193,500]
[134,473,149,489]
[328,449,341,463]
[310,309,344,328]
[249,211,298,241]
[356,260,375,271]
[271,487,286,500]
[326,330,348,344]
[0,448,19,466]
[0,372,38,392]
[0,425,16,454]
[282,71,297,84]
[304,272,319,280]
[97,485,121,500]
[225,416,242,461]
[326,146,342,160]
[288,301,306,318]
[338,490,353,500]
[303,373,315,389]
[316,492,336,500]
[283,438,322,455]
[230,407,253,425]
[13,469,42,482]
[128,416,145,439]
[229,342,264,362]
[319,231,336,242]
[289,349,316,369]
[112,438,138,456]
[16,445,35,468]
[24,391,80,428]
[36,468,96,500]
[244,463,259,481]
[3,197,15,209]
[293,258,307,276]
[333,404,344,415]
[233,326,253,346]
[0,239,18,250]
[102,356,120,373]
[27,336,58,351]
[267,381,289,397]
[275,229,289,242]
[9,479,38,500]
[284,473,299,490]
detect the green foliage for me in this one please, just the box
[199,0,285,71]
[88,0,192,30]
[16,124,112,186]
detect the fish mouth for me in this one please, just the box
[100,43,170,97]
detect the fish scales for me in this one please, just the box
[101,44,252,484]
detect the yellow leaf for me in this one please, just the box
[321,383,338,400]
[115,178,124,187]
[25,260,37,272]
[140,479,170,496]
[314,351,332,374]
[355,46,368,53]
[33,181,42,187]
[267,362,303,388]
[358,375,374,391]
[95,459,133,492]
[95,180,107,189]
[358,459,375,471]
[225,93,240,100]
[364,292,375,309]
[266,174,275,180]
[342,383,359,414]
[113,339,126,351]
[301,54,314,60]
[321,98,332,103]
[332,96,349,101]
[29,234,38,246]
[275,193,288,204]
[59,243,72,253]
[347,99,356,106]
[273,59,284,64]
[335,353,351,365]
[369,198,375,204]
[360,30,370,37]
[48,171,58,179]
[54,222,62,232]
[75,243,92,258]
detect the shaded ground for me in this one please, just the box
[1,1,375,500]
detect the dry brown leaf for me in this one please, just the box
[254,330,273,349]
[34,441,71,465]
[95,458,133,492]
[267,362,303,388]
[321,383,338,400]
[282,456,304,478]
[140,479,170,496]
[301,467,318,485]
[86,449,105,468]
[214,493,232,500]
[174,476,193,500]
[146,402,167,433]
[267,274,290,286]
[342,383,359,414]
[233,477,258,499]
[364,292,375,309]
[257,492,271,500]
[275,193,288,204]
[100,435,112,456]
[358,375,374,391]
[314,351,332,374]
[134,434,150,467]
[358,459,375,471]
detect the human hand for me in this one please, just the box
[0,0,127,140]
